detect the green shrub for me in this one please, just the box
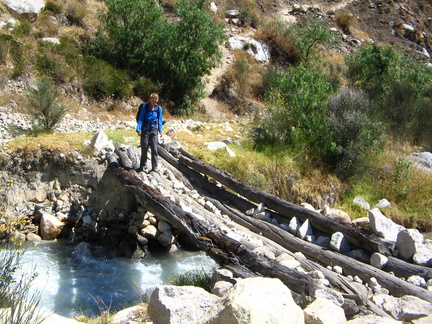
[12,19,31,37]
[252,64,335,159]
[44,1,62,14]
[82,56,132,100]
[290,15,339,62]
[133,76,163,101]
[26,77,67,132]
[326,89,385,178]
[346,43,432,149]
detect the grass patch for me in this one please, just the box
[168,269,212,292]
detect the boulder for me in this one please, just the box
[213,277,304,324]
[323,206,351,224]
[303,297,346,324]
[330,232,351,254]
[3,0,45,15]
[206,141,236,157]
[90,130,114,152]
[368,208,405,242]
[40,212,64,240]
[148,285,220,324]
[298,219,313,240]
[353,196,370,210]
[396,229,424,261]
[228,36,270,62]
[370,252,389,269]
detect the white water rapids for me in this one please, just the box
[9,241,217,318]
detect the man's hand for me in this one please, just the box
[137,132,141,136]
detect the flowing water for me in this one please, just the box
[11,240,218,318]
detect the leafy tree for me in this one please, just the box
[290,15,339,62]
[26,77,67,132]
[91,0,226,113]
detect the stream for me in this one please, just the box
[12,240,218,319]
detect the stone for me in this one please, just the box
[298,219,313,240]
[40,212,64,240]
[140,225,158,239]
[370,253,389,269]
[368,208,406,242]
[3,0,45,15]
[111,305,147,324]
[288,217,301,235]
[398,295,432,321]
[90,130,114,152]
[157,230,174,247]
[157,220,171,232]
[212,281,234,297]
[353,196,371,210]
[205,141,235,157]
[323,206,352,224]
[407,275,426,287]
[330,232,351,253]
[396,229,424,261]
[26,232,42,242]
[148,285,220,324]
[304,297,346,324]
[376,199,392,209]
[413,243,432,266]
[228,36,270,62]
[212,277,304,324]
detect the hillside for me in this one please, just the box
[1,0,431,119]
[1,0,432,230]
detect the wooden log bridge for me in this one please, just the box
[107,143,432,307]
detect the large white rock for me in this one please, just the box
[304,297,346,324]
[148,285,220,324]
[90,130,114,152]
[395,229,424,261]
[368,208,406,242]
[3,0,45,15]
[213,277,304,324]
[228,36,270,62]
[206,141,235,157]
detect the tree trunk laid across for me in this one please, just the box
[109,162,310,297]
[156,146,432,303]
[176,148,394,256]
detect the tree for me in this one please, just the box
[91,0,226,113]
[26,77,67,132]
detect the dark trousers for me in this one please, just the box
[140,126,158,170]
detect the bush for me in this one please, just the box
[346,43,432,149]
[326,89,385,178]
[26,77,67,132]
[0,244,46,324]
[44,1,62,14]
[83,56,132,100]
[252,64,335,159]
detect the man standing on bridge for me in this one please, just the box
[136,93,163,173]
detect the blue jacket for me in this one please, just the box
[136,103,163,133]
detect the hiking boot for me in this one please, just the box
[136,167,145,172]
[150,168,159,173]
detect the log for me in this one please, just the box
[213,202,432,303]
[159,146,432,282]
[384,256,432,281]
[109,162,310,296]
[176,148,394,255]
